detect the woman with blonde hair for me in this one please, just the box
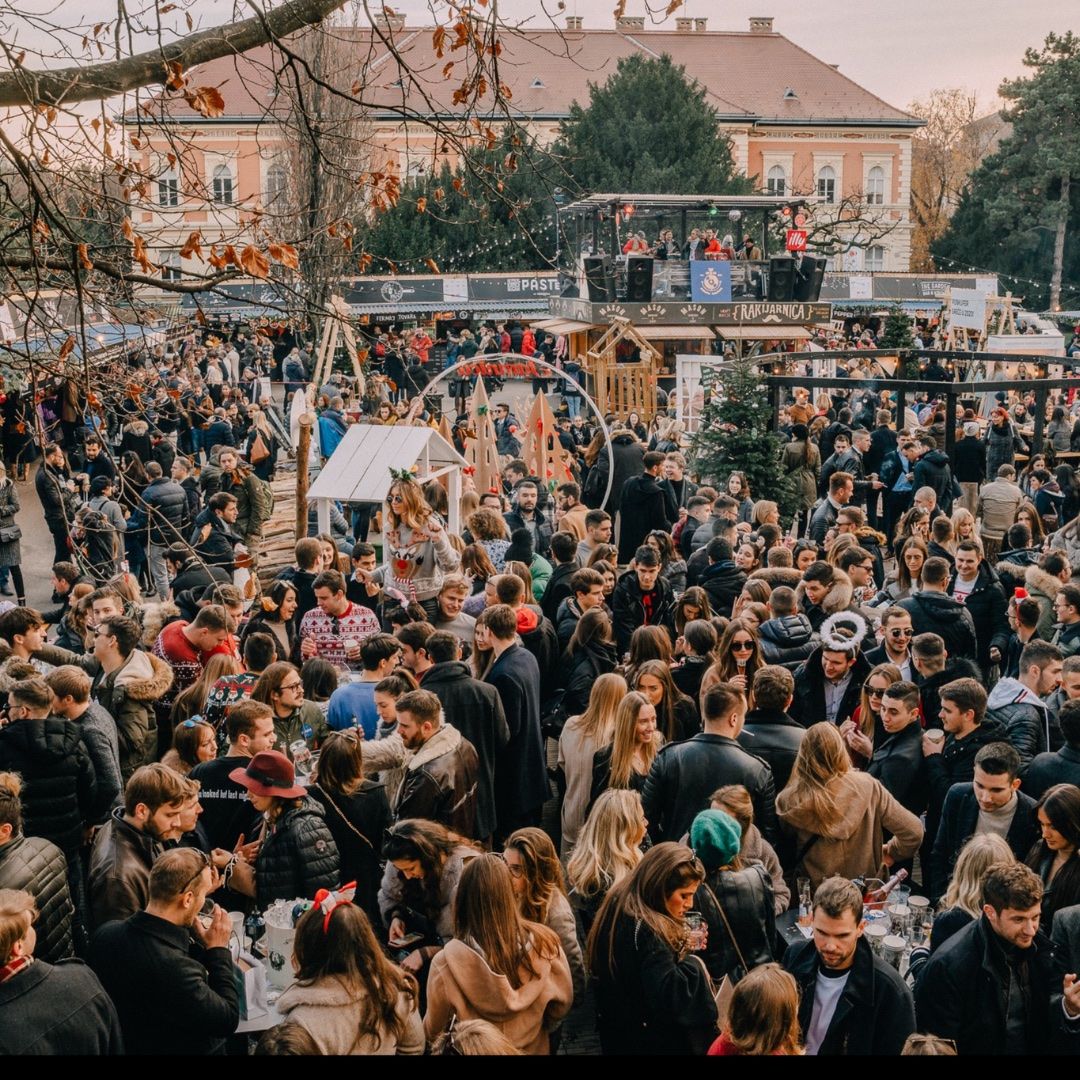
[842,661,901,766]
[363,473,460,620]
[424,854,573,1054]
[632,659,698,743]
[567,788,645,939]
[708,963,803,1056]
[504,827,586,1005]
[431,1018,523,1056]
[169,653,240,727]
[590,690,661,802]
[558,672,626,858]
[951,506,979,549]
[775,722,923,888]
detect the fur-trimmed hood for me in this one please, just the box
[0,653,42,692]
[1025,564,1063,602]
[795,568,854,616]
[749,566,803,590]
[405,722,463,773]
[139,600,181,649]
[123,420,149,436]
[113,649,174,701]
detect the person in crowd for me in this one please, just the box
[554,481,589,542]
[88,847,240,1056]
[916,861,1080,1054]
[540,532,580,623]
[899,556,978,662]
[841,662,900,768]
[276,892,424,1055]
[590,688,661,805]
[756,584,815,666]
[250,661,329,762]
[224,750,340,909]
[554,567,606,651]
[296,569,381,672]
[777,722,923,889]
[866,680,928,815]
[671,618,716,702]
[702,618,764,702]
[739,665,805,794]
[632,659,697,744]
[505,479,553,560]
[797,561,855,634]
[789,611,870,728]
[784,875,916,1056]
[433,573,476,643]
[611,545,676,656]
[477,604,547,841]
[378,819,480,976]
[424,853,573,1054]
[949,540,1009,677]
[978,463,1025,563]
[0,887,122,1054]
[36,443,76,564]
[161,716,216,776]
[986,639,1063,771]
[0,771,74,964]
[697,537,746,619]
[1053,584,1080,659]
[1026,783,1080,927]
[863,606,914,679]
[240,579,298,663]
[930,742,1039,900]
[709,783,790,914]
[275,536,323,623]
[561,606,618,720]
[911,631,981,735]
[190,491,243,574]
[1026,699,1080,798]
[689,808,775,980]
[326,633,400,738]
[810,471,854,546]
[588,842,718,1055]
[642,683,777,846]
[708,962,803,1057]
[617,451,677,565]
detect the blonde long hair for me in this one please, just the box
[387,477,432,530]
[573,672,627,745]
[776,723,851,833]
[942,833,1015,916]
[567,789,643,901]
[608,690,661,790]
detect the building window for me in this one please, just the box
[866,245,885,272]
[157,173,179,207]
[212,164,234,205]
[160,249,181,282]
[766,165,786,196]
[406,159,426,179]
[816,165,837,204]
[266,163,287,204]
[866,165,885,205]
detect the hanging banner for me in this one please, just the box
[949,288,988,331]
[689,260,732,303]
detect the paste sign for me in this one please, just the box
[949,288,988,331]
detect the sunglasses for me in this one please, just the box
[864,684,887,698]
[180,850,211,895]
[731,640,754,651]
[888,629,913,638]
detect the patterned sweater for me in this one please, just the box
[373,514,461,603]
[298,602,381,671]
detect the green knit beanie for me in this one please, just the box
[689,809,743,871]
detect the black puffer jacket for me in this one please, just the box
[562,640,618,718]
[899,590,978,663]
[35,461,71,529]
[757,614,816,665]
[0,833,74,963]
[913,448,956,514]
[697,560,747,619]
[190,506,241,572]
[0,718,96,857]
[141,477,188,547]
[948,561,1010,674]
[254,797,340,909]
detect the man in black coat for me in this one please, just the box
[583,429,644,515]
[696,537,746,619]
[190,491,243,574]
[481,604,549,841]
[900,557,978,663]
[809,470,854,546]
[0,889,122,1055]
[89,847,239,1056]
[642,682,777,846]
[912,435,957,515]
[36,442,76,564]
[616,451,677,564]
[737,665,805,793]
[1025,698,1080,799]
[141,461,189,600]
[539,531,579,622]
[503,480,553,558]
[611,546,677,656]
[784,876,915,1056]
[163,546,231,621]
[790,613,872,729]
[916,863,1080,1054]
[866,680,928,817]
[929,741,1039,900]
[948,542,1009,678]
[952,421,986,514]
[863,410,897,528]
[421,633,510,843]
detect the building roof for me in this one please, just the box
[131,23,918,128]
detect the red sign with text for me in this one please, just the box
[786,229,808,252]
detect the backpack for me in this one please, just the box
[251,475,275,523]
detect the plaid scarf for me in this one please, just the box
[0,955,32,983]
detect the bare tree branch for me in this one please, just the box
[0,0,348,107]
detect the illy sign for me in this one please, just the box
[786,229,808,252]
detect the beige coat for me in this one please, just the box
[424,933,573,1054]
[276,975,425,1055]
[776,770,923,890]
[557,502,590,542]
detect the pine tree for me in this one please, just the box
[688,360,798,523]
[879,304,917,378]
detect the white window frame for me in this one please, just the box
[212,163,234,205]
[160,249,182,282]
[766,164,787,196]
[816,164,837,204]
[157,173,179,207]
[265,163,287,204]
[866,165,885,206]
[865,245,885,272]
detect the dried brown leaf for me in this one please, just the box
[240,244,270,278]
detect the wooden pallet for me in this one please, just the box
[257,472,302,584]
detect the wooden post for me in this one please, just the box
[944,387,958,459]
[1033,384,1049,455]
[296,415,312,542]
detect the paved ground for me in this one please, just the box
[12,469,63,611]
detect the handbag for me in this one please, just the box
[249,431,270,465]
[0,523,21,543]
[701,880,751,1030]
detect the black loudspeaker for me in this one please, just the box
[767,257,795,301]
[793,255,826,302]
[584,257,614,302]
[625,256,655,302]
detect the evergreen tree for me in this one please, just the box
[554,54,750,197]
[879,304,918,378]
[688,360,797,523]
[934,32,1080,310]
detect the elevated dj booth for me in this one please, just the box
[556,193,827,312]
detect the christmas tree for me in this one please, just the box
[688,359,798,523]
[879,304,917,378]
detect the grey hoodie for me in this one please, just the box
[985,676,1051,772]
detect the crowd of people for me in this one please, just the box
[4,324,1080,1056]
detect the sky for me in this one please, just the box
[8,0,1078,113]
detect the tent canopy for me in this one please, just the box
[717,325,812,340]
[307,424,465,508]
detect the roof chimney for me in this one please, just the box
[565,15,583,30]
[675,17,692,31]
[373,7,406,33]
[616,16,645,30]
[694,18,707,31]
[749,16,774,33]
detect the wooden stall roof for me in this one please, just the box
[717,325,813,340]
[634,325,717,340]
[307,425,465,506]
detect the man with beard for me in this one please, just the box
[87,764,187,931]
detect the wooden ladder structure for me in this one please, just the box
[308,295,367,403]
[587,317,660,420]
